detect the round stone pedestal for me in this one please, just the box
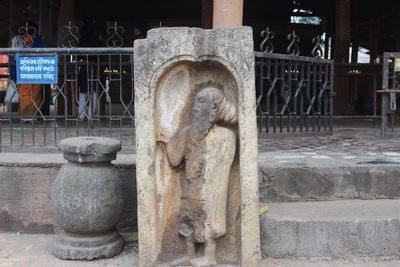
[51,136,124,260]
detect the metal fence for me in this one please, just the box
[381,52,400,137]
[0,25,335,148]
[255,28,334,135]
[0,47,135,148]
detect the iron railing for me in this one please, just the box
[0,47,135,148]
[381,52,400,136]
[255,28,334,135]
[0,24,336,148]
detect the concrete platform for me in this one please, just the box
[261,199,400,261]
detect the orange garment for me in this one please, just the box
[18,84,42,117]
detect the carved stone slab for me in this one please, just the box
[134,27,260,267]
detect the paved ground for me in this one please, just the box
[0,233,399,267]
[260,126,400,152]
[258,126,400,168]
[3,125,400,168]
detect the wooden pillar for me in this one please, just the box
[334,0,351,63]
[57,0,76,44]
[9,0,22,44]
[213,0,243,28]
[202,0,213,29]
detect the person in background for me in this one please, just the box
[10,21,44,119]
[77,21,101,121]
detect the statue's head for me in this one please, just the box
[192,86,223,123]
[190,82,237,136]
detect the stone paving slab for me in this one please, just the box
[259,127,400,168]
[0,233,137,267]
[260,127,400,153]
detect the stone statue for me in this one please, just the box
[157,82,238,266]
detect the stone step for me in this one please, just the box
[260,199,400,261]
[259,164,400,202]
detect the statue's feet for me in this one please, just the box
[190,256,217,267]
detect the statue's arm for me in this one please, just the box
[157,128,187,168]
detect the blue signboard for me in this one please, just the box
[16,54,58,84]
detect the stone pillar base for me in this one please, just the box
[52,231,124,260]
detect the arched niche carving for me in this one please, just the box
[153,60,241,265]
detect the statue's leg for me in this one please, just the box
[190,239,217,266]
[204,239,217,264]
[186,234,196,257]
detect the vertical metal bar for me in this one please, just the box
[97,54,101,137]
[6,59,11,145]
[259,57,264,133]
[329,61,334,135]
[299,61,304,132]
[265,57,270,134]
[293,61,297,132]
[279,59,284,133]
[287,59,292,133]
[306,62,311,132]
[64,54,68,139]
[108,55,112,138]
[273,59,278,133]
[312,62,317,131]
[131,53,135,145]
[119,54,123,143]
[53,83,57,144]
[322,63,327,132]
[88,61,94,136]
[30,85,35,145]
[42,84,46,145]
[382,53,390,137]
[86,55,90,135]
[317,63,322,132]
[9,85,13,145]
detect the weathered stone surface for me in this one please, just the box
[52,163,123,233]
[52,231,124,260]
[134,27,260,266]
[59,136,121,163]
[261,199,400,261]
[0,163,136,235]
[51,137,124,260]
[157,85,238,266]
[259,165,400,202]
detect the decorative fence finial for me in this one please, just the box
[18,22,37,47]
[60,21,79,48]
[260,27,274,53]
[106,22,125,48]
[287,30,300,56]
[311,35,323,58]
